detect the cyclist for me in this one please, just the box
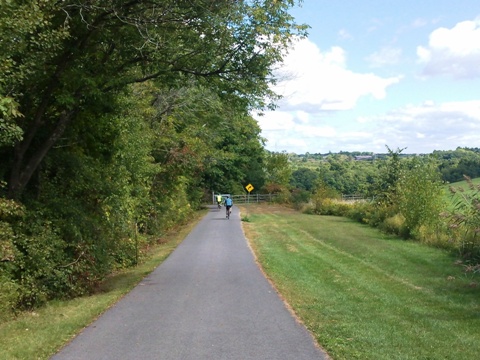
[216,194,222,208]
[224,196,233,218]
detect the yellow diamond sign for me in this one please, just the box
[245,184,254,193]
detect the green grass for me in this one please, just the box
[241,204,480,360]
[0,209,207,360]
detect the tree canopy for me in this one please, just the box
[0,0,307,199]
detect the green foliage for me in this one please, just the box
[397,157,445,238]
[345,201,377,224]
[307,181,341,214]
[7,216,72,310]
[0,97,23,147]
[263,151,293,192]
[0,273,18,320]
[290,189,311,210]
[308,198,352,216]
[374,146,405,205]
[0,0,307,314]
[445,176,480,260]
[0,188,24,266]
[1,0,306,199]
[381,213,408,237]
[290,167,318,191]
[290,154,382,197]
[241,215,251,222]
[435,148,480,183]
[290,148,480,263]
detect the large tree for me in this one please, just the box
[0,0,307,199]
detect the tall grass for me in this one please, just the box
[242,204,480,360]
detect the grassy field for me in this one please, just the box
[240,204,480,360]
[443,176,480,198]
[0,209,207,360]
[2,204,479,359]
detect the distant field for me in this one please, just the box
[443,176,480,191]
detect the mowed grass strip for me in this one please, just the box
[241,204,480,360]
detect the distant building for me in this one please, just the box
[354,155,374,161]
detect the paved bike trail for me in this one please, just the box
[51,206,328,360]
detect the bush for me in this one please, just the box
[308,183,340,213]
[381,213,408,237]
[0,274,19,320]
[346,201,374,224]
[291,189,310,210]
[316,199,352,216]
[397,157,444,238]
[9,219,73,309]
[347,200,397,228]
[415,222,454,251]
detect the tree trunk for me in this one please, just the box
[8,109,77,200]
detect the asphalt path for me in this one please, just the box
[51,205,328,360]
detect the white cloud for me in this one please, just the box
[364,100,480,152]
[338,29,353,40]
[257,33,480,155]
[256,111,295,131]
[258,99,480,154]
[366,47,402,68]
[274,38,402,111]
[417,18,480,78]
[294,125,337,138]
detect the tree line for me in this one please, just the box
[0,0,307,317]
[289,147,480,195]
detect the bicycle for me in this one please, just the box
[224,195,233,219]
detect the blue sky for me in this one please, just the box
[255,0,480,154]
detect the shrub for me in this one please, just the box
[397,157,444,238]
[0,274,19,320]
[317,199,352,216]
[346,201,374,224]
[416,222,454,251]
[10,219,73,309]
[381,213,408,237]
[291,189,310,210]
[309,182,340,213]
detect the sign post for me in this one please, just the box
[245,184,254,203]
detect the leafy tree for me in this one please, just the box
[263,151,292,193]
[0,0,307,199]
[397,157,444,238]
[434,148,480,183]
[291,167,319,191]
[374,146,406,205]
[0,1,307,310]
